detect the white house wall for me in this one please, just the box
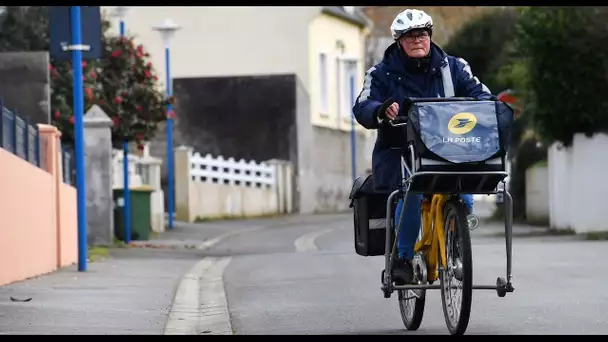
[102,6,319,94]
[548,133,608,233]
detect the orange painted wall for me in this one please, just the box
[58,183,78,268]
[0,124,78,286]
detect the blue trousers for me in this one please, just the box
[394,193,473,260]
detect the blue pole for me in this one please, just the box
[165,46,174,230]
[349,75,356,182]
[119,19,131,244]
[71,6,88,272]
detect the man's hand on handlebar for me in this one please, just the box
[377,100,400,122]
[377,100,407,127]
[385,102,399,121]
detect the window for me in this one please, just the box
[318,53,329,115]
[341,60,358,120]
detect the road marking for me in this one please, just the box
[294,227,339,252]
[165,218,346,335]
[197,225,268,250]
[164,257,233,335]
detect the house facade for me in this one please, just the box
[102,6,374,213]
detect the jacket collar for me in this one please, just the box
[382,41,448,76]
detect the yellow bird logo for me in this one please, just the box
[448,112,477,135]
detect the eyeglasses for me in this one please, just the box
[402,32,430,43]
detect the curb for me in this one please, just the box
[163,257,233,335]
[162,224,270,335]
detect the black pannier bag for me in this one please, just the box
[403,98,515,193]
[349,174,394,257]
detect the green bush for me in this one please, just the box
[443,7,521,93]
[516,7,608,147]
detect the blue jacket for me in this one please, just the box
[353,42,495,193]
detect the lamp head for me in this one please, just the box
[111,6,129,20]
[153,18,181,47]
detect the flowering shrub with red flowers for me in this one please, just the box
[49,60,99,141]
[50,19,173,149]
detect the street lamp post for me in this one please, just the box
[70,6,87,272]
[153,18,180,230]
[112,6,128,36]
[111,6,132,244]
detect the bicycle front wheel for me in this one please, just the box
[439,199,473,336]
[398,211,427,331]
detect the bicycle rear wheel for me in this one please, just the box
[439,199,473,336]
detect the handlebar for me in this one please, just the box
[404,97,476,103]
[388,116,407,127]
[387,97,481,127]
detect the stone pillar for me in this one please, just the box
[139,154,165,233]
[267,159,295,215]
[83,105,114,246]
[267,159,285,214]
[174,146,193,222]
[283,161,294,214]
[37,124,62,266]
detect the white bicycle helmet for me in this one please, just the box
[390,9,433,40]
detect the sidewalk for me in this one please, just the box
[0,219,256,335]
[470,200,562,238]
[0,213,342,335]
[473,220,552,238]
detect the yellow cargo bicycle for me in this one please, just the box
[351,97,515,336]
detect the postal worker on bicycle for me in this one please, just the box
[352,8,496,285]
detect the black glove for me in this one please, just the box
[375,99,396,122]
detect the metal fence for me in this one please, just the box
[0,101,76,186]
[0,103,42,168]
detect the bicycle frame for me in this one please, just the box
[381,142,515,295]
[414,193,448,283]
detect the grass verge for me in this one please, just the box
[582,231,608,241]
[87,246,110,263]
[490,228,575,238]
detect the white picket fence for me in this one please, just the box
[190,152,276,188]
[175,146,293,222]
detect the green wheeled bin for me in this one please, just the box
[113,186,154,241]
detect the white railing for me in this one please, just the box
[190,152,276,188]
[112,150,143,189]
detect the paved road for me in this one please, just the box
[209,214,608,335]
[2,208,607,335]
